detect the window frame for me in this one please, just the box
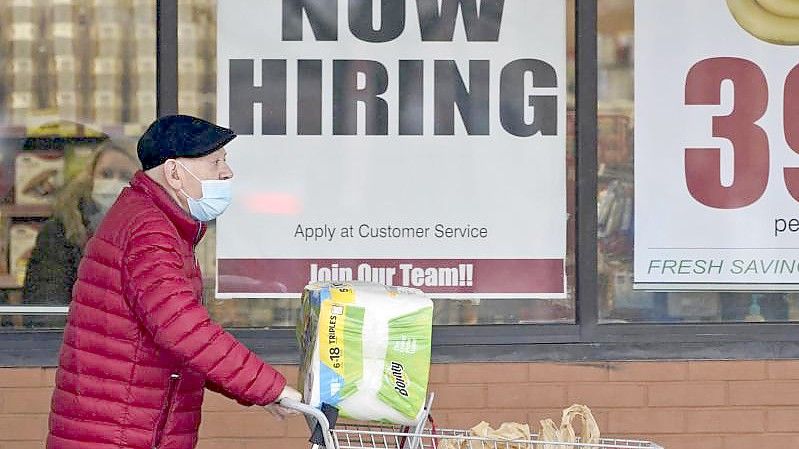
[1,0,798,368]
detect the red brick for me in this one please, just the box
[285,415,313,438]
[729,381,799,406]
[0,369,45,388]
[766,408,799,432]
[767,360,799,379]
[608,362,687,382]
[568,383,646,407]
[0,415,48,440]
[722,433,799,449]
[648,382,726,407]
[0,442,48,449]
[434,385,486,410]
[278,438,315,449]
[42,369,57,387]
[688,361,766,381]
[450,363,529,384]
[201,391,242,412]
[647,434,723,449]
[586,408,609,433]
[275,365,299,381]
[486,384,566,409]
[684,410,765,433]
[529,363,609,382]
[527,408,572,427]
[0,388,53,414]
[199,411,288,438]
[429,364,448,384]
[530,408,608,441]
[197,439,309,449]
[445,409,531,429]
[607,409,685,434]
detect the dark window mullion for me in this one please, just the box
[156,0,178,116]
[575,0,599,339]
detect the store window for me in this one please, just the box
[597,0,799,323]
[0,0,156,328]
[180,0,577,327]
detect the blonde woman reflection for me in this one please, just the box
[23,139,140,315]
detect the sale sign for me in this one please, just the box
[635,0,799,289]
[216,0,568,298]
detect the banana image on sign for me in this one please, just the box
[727,0,799,44]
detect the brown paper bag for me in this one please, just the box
[538,404,600,449]
[538,418,575,449]
[562,404,600,445]
[471,421,534,449]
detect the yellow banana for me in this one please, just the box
[726,0,799,45]
[756,0,799,18]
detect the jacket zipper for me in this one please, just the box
[152,373,180,449]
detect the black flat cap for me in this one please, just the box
[137,114,236,170]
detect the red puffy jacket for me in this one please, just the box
[47,172,287,449]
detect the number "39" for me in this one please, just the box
[684,57,799,209]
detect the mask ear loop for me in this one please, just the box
[172,159,203,200]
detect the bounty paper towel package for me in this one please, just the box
[297,282,433,425]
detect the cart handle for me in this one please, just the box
[276,398,336,449]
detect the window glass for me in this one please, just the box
[0,0,156,328]
[183,0,577,327]
[597,0,799,323]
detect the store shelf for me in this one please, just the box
[0,123,147,139]
[0,275,22,290]
[0,204,52,218]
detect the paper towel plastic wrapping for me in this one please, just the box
[297,281,433,425]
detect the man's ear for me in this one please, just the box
[163,160,182,190]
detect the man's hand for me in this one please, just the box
[265,385,303,419]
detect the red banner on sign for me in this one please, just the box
[217,258,564,296]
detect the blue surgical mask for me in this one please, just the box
[175,160,232,222]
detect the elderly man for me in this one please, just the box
[47,115,300,449]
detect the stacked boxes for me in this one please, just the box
[14,151,65,205]
[9,223,40,286]
[6,0,43,124]
[132,0,156,126]
[91,0,128,124]
[179,0,215,119]
[48,0,86,120]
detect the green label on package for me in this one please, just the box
[378,307,433,419]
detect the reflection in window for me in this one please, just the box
[0,1,156,329]
[597,0,799,323]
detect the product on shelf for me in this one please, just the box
[51,21,77,56]
[0,217,8,275]
[14,151,65,205]
[609,267,655,311]
[134,90,157,126]
[0,142,15,203]
[93,4,129,24]
[93,90,122,125]
[54,55,79,93]
[64,142,98,181]
[93,58,122,92]
[11,58,35,93]
[667,291,720,319]
[9,223,40,286]
[178,92,203,118]
[178,56,205,92]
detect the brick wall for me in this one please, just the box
[1,361,798,449]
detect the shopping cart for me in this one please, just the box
[277,395,664,449]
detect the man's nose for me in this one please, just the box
[220,162,234,180]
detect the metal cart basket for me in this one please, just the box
[278,395,664,449]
